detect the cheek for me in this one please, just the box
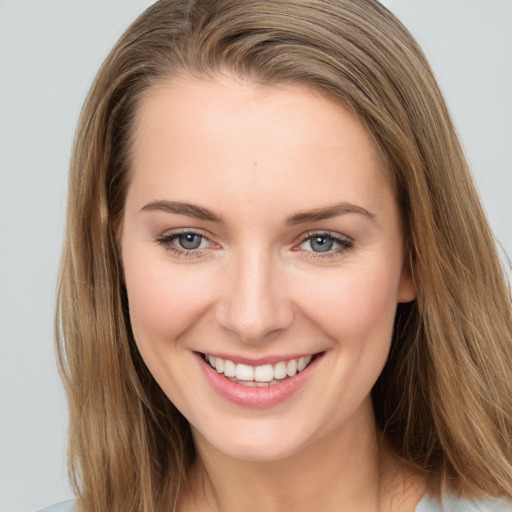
[295,263,400,344]
[123,248,215,347]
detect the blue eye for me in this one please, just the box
[156,231,211,256]
[308,235,335,252]
[176,233,203,250]
[299,232,353,256]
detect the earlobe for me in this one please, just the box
[397,254,416,303]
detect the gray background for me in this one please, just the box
[0,1,510,511]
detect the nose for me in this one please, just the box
[215,250,294,343]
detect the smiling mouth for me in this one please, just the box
[201,353,322,387]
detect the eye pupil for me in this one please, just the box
[310,236,334,252]
[178,233,202,250]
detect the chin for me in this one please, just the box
[193,419,315,462]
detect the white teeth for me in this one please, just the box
[298,356,312,372]
[215,357,224,373]
[224,359,236,377]
[205,353,317,383]
[235,363,254,381]
[286,359,298,377]
[273,361,287,380]
[254,364,274,382]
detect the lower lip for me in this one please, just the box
[194,352,323,408]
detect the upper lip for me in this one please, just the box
[196,351,324,366]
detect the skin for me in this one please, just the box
[121,74,422,511]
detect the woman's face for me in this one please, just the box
[121,75,415,461]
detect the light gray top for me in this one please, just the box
[415,494,511,511]
[37,495,512,512]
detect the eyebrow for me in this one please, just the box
[140,199,375,225]
[141,200,224,223]
[285,201,375,225]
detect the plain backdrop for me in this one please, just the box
[0,1,510,511]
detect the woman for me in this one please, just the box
[43,0,512,511]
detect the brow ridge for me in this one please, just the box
[286,202,375,225]
[141,199,374,225]
[141,200,223,223]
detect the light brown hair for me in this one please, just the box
[56,1,512,510]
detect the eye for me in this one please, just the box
[304,234,335,253]
[155,230,213,257]
[298,232,353,257]
[176,233,205,250]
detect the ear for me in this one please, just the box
[397,251,416,303]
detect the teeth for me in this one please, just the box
[274,361,287,380]
[254,364,274,382]
[241,381,269,387]
[286,359,298,377]
[235,363,254,381]
[215,357,224,373]
[224,359,236,377]
[204,353,316,384]
[298,356,312,372]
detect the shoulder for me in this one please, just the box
[416,494,512,512]
[36,500,76,512]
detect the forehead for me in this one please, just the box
[127,74,393,219]
[132,74,382,158]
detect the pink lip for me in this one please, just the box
[194,352,324,408]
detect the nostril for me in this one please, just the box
[215,305,294,343]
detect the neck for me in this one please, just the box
[179,402,424,512]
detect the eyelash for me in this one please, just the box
[155,230,354,260]
[155,230,214,259]
[297,231,354,259]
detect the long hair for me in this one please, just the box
[56,1,512,510]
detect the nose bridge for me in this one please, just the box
[216,246,293,342]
